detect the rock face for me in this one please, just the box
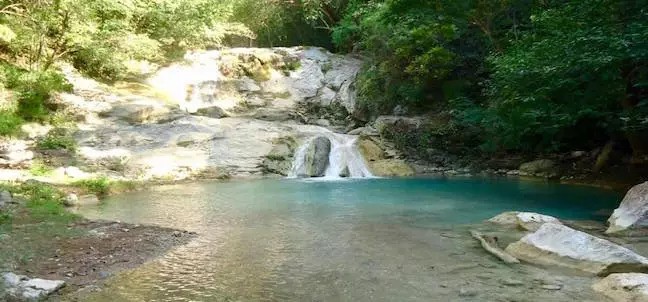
[369,159,415,177]
[261,136,298,176]
[488,211,561,231]
[505,223,648,276]
[356,137,414,177]
[519,159,559,178]
[2,272,65,301]
[592,273,648,302]
[607,181,648,234]
[302,136,331,177]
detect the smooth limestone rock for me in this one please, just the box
[488,211,561,231]
[505,223,648,276]
[592,273,648,302]
[607,181,648,234]
[302,136,331,177]
[3,272,65,301]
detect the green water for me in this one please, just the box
[76,178,622,301]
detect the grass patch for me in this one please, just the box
[29,159,54,176]
[73,177,138,198]
[0,182,80,274]
[37,128,77,151]
[0,110,24,137]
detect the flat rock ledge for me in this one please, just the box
[592,273,648,302]
[488,211,561,231]
[505,223,648,276]
[2,272,65,301]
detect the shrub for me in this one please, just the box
[0,110,24,137]
[36,128,77,152]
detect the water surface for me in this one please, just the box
[76,177,621,301]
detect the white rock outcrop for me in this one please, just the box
[505,223,648,275]
[488,211,561,231]
[607,181,648,234]
[592,273,648,302]
[2,272,65,301]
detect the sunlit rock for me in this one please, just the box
[592,273,648,302]
[2,272,65,301]
[607,181,648,234]
[488,211,561,231]
[505,223,648,275]
[518,159,559,178]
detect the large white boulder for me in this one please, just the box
[505,223,648,275]
[592,273,648,302]
[607,181,648,234]
[488,211,561,231]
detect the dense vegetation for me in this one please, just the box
[1,0,647,163]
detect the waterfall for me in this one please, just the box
[288,133,374,179]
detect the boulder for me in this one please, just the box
[519,159,559,178]
[253,108,293,122]
[106,100,171,124]
[2,272,65,301]
[373,116,424,134]
[63,193,79,207]
[592,273,648,302]
[488,211,561,231]
[607,181,648,234]
[368,159,415,177]
[194,106,229,119]
[302,136,331,177]
[505,223,648,276]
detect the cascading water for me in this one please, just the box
[288,133,374,179]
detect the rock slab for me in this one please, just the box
[505,223,648,276]
[488,211,561,231]
[607,181,648,234]
[2,272,65,301]
[592,273,648,302]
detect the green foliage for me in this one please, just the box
[29,159,54,177]
[16,182,77,223]
[74,177,111,197]
[36,128,77,151]
[485,0,648,152]
[73,177,137,197]
[0,63,71,122]
[0,110,23,137]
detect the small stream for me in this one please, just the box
[76,178,622,301]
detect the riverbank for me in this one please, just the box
[0,182,195,300]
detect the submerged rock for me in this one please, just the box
[592,273,648,302]
[488,211,561,231]
[607,181,648,234]
[2,272,65,301]
[302,136,331,177]
[505,223,648,275]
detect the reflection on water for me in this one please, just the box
[76,178,620,301]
